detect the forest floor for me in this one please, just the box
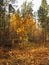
[0,43,49,65]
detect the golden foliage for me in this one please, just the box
[10,13,17,31]
[9,13,36,43]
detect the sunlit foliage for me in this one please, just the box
[9,13,35,45]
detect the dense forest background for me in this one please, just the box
[0,0,49,65]
[0,0,49,48]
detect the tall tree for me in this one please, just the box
[0,0,5,29]
[38,0,48,43]
[21,1,33,17]
[0,0,5,45]
[0,0,10,46]
[41,0,48,9]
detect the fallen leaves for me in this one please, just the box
[0,47,49,65]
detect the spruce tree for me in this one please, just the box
[38,0,48,43]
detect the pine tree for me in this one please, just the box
[0,0,5,27]
[21,1,33,17]
[38,0,48,43]
[41,0,48,10]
